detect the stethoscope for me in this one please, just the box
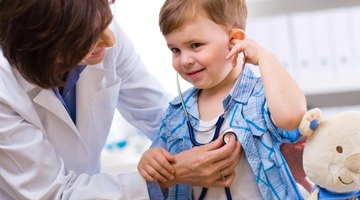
[175,53,246,200]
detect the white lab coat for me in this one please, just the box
[0,21,168,199]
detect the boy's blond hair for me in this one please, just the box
[159,0,247,35]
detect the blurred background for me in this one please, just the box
[101,0,360,177]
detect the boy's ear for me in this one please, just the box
[229,29,246,40]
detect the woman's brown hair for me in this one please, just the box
[0,0,115,88]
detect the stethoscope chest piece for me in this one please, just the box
[221,128,238,145]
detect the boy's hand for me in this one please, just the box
[137,147,175,182]
[226,38,266,67]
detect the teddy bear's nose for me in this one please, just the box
[345,153,360,174]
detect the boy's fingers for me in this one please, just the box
[162,149,176,164]
[138,168,157,182]
[157,150,175,174]
[232,56,237,67]
[226,49,238,59]
[152,155,175,179]
[145,164,168,182]
[227,41,244,57]
[150,163,172,181]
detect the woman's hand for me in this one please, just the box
[137,147,176,182]
[160,136,241,188]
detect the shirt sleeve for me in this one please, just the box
[262,100,301,143]
[149,109,172,148]
[147,181,169,200]
[110,20,171,141]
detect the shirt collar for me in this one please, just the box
[170,65,259,107]
[62,64,86,95]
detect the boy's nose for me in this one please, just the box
[180,53,195,67]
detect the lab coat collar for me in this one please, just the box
[13,64,105,136]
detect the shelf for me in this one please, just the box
[306,90,360,108]
[248,0,360,17]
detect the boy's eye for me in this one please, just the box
[170,48,180,54]
[191,43,202,48]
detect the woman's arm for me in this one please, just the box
[0,100,149,199]
[110,20,170,140]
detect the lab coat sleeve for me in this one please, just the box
[110,21,170,141]
[0,100,150,200]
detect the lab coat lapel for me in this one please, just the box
[8,67,45,132]
[76,66,105,134]
[12,63,78,134]
[33,89,79,134]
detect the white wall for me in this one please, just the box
[113,0,182,96]
[102,1,171,175]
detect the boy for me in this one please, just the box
[139,0,307,199]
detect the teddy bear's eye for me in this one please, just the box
[336,146,343,153]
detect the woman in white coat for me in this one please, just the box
[0,0,241,199]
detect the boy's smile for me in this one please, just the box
[186,68,206,80]
[165,15,241,92]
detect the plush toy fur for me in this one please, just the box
[299,108,360,200]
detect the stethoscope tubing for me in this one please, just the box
[188,115,225,147]
[177,53,246,200]
[187,116,235,200]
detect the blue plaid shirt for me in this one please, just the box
[151,66,303,200]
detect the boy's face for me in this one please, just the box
[165,15,235,90]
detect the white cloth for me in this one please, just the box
[192,118,263,200]
[0,20,169,199]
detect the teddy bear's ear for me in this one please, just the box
[299,108,322,137]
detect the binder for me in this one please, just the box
[246,17,272,77]
[328,8,354,87]
[290,12,316,92]
[307,10,335,89]
[349,6,360,82]
[267,15,297,79]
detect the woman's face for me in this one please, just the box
[81,27,116,65]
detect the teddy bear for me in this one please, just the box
[299,108,360,200]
